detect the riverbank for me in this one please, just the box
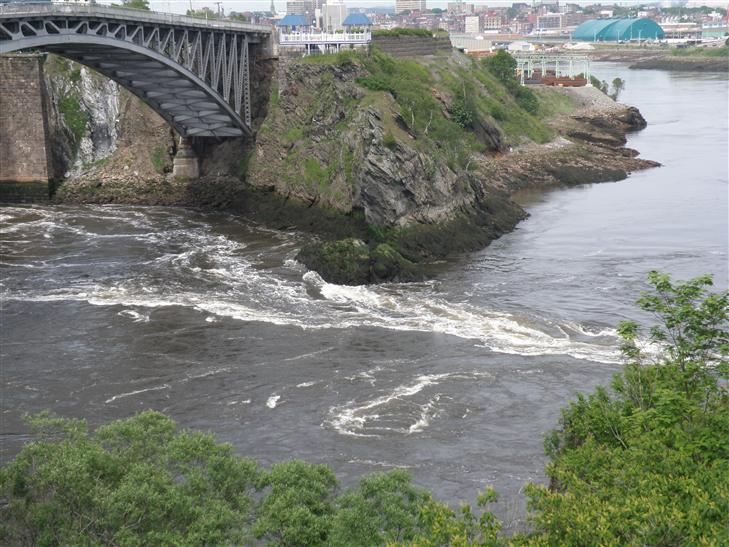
[53,51,657,284]
[630,55,728,72]
[590,47,729,72]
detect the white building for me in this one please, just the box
[508,40,536,52]
[322,0,347,32]
[395,0,427,13]
[465,15,480,34]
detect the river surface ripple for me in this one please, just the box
[1,63,727,528]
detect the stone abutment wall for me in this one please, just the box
[0,54,54,200]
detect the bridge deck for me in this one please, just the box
[0,4,272,138]
[0,4,271,37]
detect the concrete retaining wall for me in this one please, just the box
[371,35,452,57]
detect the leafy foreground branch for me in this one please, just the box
[1,272,727,546]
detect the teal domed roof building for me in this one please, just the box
[572,18,665,42]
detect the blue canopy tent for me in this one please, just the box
[342,13,372,30]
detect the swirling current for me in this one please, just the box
[1,63,727,527]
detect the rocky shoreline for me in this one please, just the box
[629,56,728,72]
[51,53,658,285]
[590,48,728,72]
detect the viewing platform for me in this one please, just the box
[513,53,592,86]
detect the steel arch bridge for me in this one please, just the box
[0,4,271,138]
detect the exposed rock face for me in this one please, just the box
[51,52,658,285]
[43,56,122,177]
[248,62,503,230]
[242,57,656,284]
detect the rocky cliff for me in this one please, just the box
[51,49,657,284]
[243,50,656,283]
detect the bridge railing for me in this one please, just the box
[279,31,371,46]
[0,3,271,35]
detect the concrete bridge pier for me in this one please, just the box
[0,54,56,201]
[172,137,199,179]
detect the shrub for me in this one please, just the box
[450,97,475,128]
[150,146,167,173]
[383,132,397,149]
[372,28,432,38]
[58,95,89,142]
[523,271,729,545]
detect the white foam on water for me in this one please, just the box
[283,347,335,362]
[296,381,317,388]
[327,373,450,437]
[346,458,415,469]
[266,394,281,409]
[105,384,170,404]
[4,208,626,365]
[408,395,441,434]
[117,309,150,323]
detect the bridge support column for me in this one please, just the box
[0,54,55,201]
[172,137,199,179]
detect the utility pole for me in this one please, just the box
[214,1,224,18]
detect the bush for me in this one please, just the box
[372,28,432,38]
[383,132,397,149]
[523,271,729,545]
[58,95,89,142]
[484,49,517,83]
[150,146,168,173]
[484,50,540,115]
[0,411,261,545]
[450,97,475,128]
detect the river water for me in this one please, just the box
[1,64,727,527]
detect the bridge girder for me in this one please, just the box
[0,6,271,138]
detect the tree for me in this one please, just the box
[121,0,150,10]
[609,77,625,100]
[484,50,539,115]
[229,12,250,22]
[522,272,729,545]
[253,460,337,546]
[484,50,517,83]
[0,411,261,545]
[186,7,218,19]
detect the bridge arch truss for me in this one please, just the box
[0,5,271,137]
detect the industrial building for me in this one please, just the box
[572,18,665,42]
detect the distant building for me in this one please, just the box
[508,40,535,52]
[395,0,427,13]
[322,0,347,32]
[572,18,665,41]
[286,1,316,24]
[447,2,474,14]
[483,15,502,30]
[465,15,480,34]
[537,14,563,30]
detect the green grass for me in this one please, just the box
[532,87,578,118]
[269,83,280,107]
[382,133,397,149]
[69,68,82,84]
[372,28,432,38]
[299,50,361,66]
[58,96,88,142]
[671,44,729,57]
[284,127,304,142]
[237,151,252,181]
[150,146,167,174]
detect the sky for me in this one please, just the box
[142,0,727,15]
